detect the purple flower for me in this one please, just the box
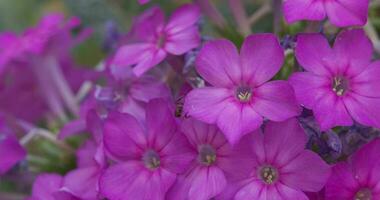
[325,138,380,199]
[283,0,369,27]
[184,34,301,144]
[0,116,26,175]
[28,173,79,200]
[112,4,201,76]
[138,0,150,4]
[99,99,194,200]
[289,29,380,130]
[232,118,331,199]
[167,118,253,200]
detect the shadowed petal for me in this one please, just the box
[188,166,227,200]
[325,0,369,27]
[0,135,26,174]
[165,26,200,55]
[165,4,200,35]
[283,0,325,24]
[63,167,100,200]
[31,174,63,200]
[325,163,359,199]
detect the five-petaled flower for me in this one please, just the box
[184,34,301,145]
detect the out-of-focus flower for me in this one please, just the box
[100,99,194,200]
[138,0,150,4]
[184,34,301,144]
[231,118,331,199]
[0,115,26,175]
[283,0,369,27]
[28,173,79,200]
[167,118,253,200]
[325,138,380,199]
[0,13,95,123]
[289,29,380,130]
[112,4,201,76]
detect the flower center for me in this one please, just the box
[198,145,217,166]
[236,86,253,103]
[142,150,160,170]
[259,166,278,184]
[354,188,372,200]
[332,76,349,96]
[156,33,166,48]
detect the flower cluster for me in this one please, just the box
[0,1,379,200]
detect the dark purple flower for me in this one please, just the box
[112,4,201,76]
[184,34,301,144]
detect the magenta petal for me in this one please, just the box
[217,102,263,145]
[146,99,177,149]
[58,119,86,139]
[283,0,325,24]
[181,118,218,147]
[325,163,359,199]
[165,4,200,34]
[165,26,200,55]
[113,43,152,66]
[280,150,331,192]
[333,29,372,75]
[132,48,167,77]
[295,33,333,76]
[76,140,97,168]
[129,6,164,41]
[263,118,307,166]
[313,93,353,130]
[240,34,284,86]
[288,72,330,109]
[253,80,301,121]
[31,173,63,200]
[100,161,176,200]
[351,139,380,186]
[188,166,227,200]
[343,93,380,128]
[276,183,309,200]
[195,40,241,87]
[325,0,369,27]
[0,135,26,174]
[234,180,264,199]
[63,167,100,200]
[351,61,380,98]
[184,87,233,124]
[103,112,146,160]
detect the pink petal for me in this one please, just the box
[63,167,100,200]
[313,93,353,130]
[325,162,359,199]
[332,29,372,76]
[129,6,165,41]
[325,0,369,27]
[100,161,176,200]
[288,72,330,109]
[283,0,325,24]
[252,80,301,121]
[195,40,241,87]
[351,139,380,186]
[217,102,263,145]
[165,4,201,35]
[234,180,265,199]
[351,61,380,98]
[0,135,26,174]
[103,112,146,160]
[132,48,167,77]
[165,26,200,55]
[58,119,86,139]
[250,130,266,165]
[263,118,308,166]
[240,34,284,86]
[32,173,63,200]
[76,140,97,168]
[343,93,380,128]
[276,183,309,200]
[295,33,333,76]
[184,87,233,124]
[113,43,152,66]
[145,99,177,150]
[159,132,195,174]
[181,118,221,148]
[280,150,331,192]
[188,166,227,200]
